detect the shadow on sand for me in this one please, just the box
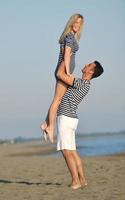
[0,179,61,186]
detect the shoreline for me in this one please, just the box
[0,140,125,158]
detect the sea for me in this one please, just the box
[2,132,125,157]
[52,131,125,157]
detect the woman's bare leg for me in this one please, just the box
[40,61,74,143]
[40,83,59,131]
[72,150,87,187]
[45,80,68,143]
[41,61,71,143]
[62,150,81,189]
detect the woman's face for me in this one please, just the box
[72,17,82,33]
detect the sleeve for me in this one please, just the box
[72,78,81,89]
[64,33,74,49]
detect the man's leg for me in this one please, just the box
[62,149,81,189]
[72,150,87,187]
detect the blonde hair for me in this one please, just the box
[59,13,84,44]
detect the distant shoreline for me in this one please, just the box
[0,130,125,143]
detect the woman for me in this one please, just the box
[41,13,84,143]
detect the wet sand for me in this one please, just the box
[0,141,125,200]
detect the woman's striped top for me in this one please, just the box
[57,78,90,119]
[55,32,79,76]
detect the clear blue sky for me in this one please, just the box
[0,0,125,139]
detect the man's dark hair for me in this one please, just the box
[92,61,104,79]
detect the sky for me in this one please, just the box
[0,0,125,139]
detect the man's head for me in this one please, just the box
[82,61,104,80]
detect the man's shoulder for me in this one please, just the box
[72,77,90,90]
[74,77,90,84]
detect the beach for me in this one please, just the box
[0,141,125,200]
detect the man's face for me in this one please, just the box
[82,62,96,75]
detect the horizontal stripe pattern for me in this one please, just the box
[57,78,90,118]
[55,32,79,74]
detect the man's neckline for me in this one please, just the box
[75,77,90,82]
[82,78,90,83]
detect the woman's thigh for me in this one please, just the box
[55,61,66,79]
[53,80,68,102]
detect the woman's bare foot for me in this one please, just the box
[40,122,48,141]
[80,177,87,188]
[40,121,47,131]
[45,127,54,143]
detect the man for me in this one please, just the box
[56,61,104,189]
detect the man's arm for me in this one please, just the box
[56,61,75,86]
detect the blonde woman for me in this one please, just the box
[41,14,84,143]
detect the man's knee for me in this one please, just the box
[62,149,72,157]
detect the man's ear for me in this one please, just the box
[89,70,94,79]
[89,70,94,75]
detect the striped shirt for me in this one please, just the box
[55,32,79,76]
[57,78,90,118]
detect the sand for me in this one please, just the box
[0,141,125,200]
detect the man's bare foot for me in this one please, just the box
[80,178,87,188]
[40,122,47,131]
[69,179,82,189]
[70,184,82,190]
[45,127,54,143]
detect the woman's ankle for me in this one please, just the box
[45,127,54,143]
[46,126,54,134]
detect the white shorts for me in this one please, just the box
[57,115,79,151]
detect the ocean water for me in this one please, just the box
[54,132,125,157]
[76,132,125,156]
